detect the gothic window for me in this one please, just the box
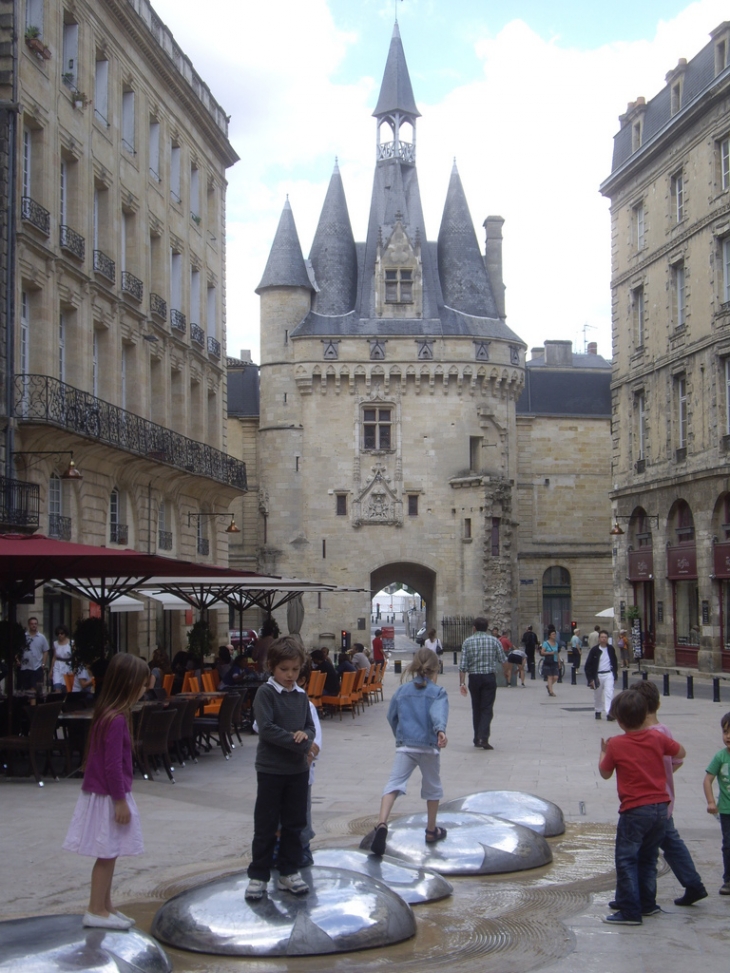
[322,340,339,360]
[369,339,386,360]
[363,407,391,450]
[385,268,413,304]
[416,340,433,360]
[474,341,490,361]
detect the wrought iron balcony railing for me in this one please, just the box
[197,537,210,557]
[121,271,143,301]
[60,224,86,261]
[150,292,167,320]
[158,529,173,551]
[0,476,40,531]
[93,249,116,283]
[21,196,51,236]
[49,513,72,541]
[110,523,129,545]
[14,374,247,490]
[190,323,205,346]
[207,336,221,358]
[170,309,186,333]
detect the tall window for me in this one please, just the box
[491,518,500,556]
[59,160,67,225]
[25,0,43,34]
[469,436,482,471]
[633,202,645,249]
[170,144,181,203]
[672,262,685,328]
[677,375,687,449]
[671,171,684,222]
[717,38,728,76]
[62,21,79,89]
[122,89,135,153]
[722,137,730,191]
[207,286,216,338]
[49,474,62,520]
[725,359,730,436]
[632,119,642,152]
[636,391,645,460]
[632,285,645,346]
[670,81,682,116]
[384,269,413,303]
[20,291,29,375]
[22,129,31,197]
[190,268,200,325]
[94,58,109,125]
[190,166,199,219]
[723,237,730,304]
[170,250,182,313]
[363,407,391,450]
[120,344,127,411]
[59,313,66,381]
[149,119,160,180]
[92,330,99,397]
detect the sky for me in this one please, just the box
[149,0,730,363]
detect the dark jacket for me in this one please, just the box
[584,644,618,685]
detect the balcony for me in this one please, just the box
[197,537,210,557]
[150,293,167,320]
[190,323,205,346]
[21,196,51,236]
[121,271,143,302]
[49,513,72,541]
[14,374,247,489]
[158,529,173,551]
[207,336,221,358]
[170,309,186,334]
[0,476,40,532]
[110,523,129,545]
[93,249,115,283]
[60,224,86,261]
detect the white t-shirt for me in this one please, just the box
[424,638,442,654]
[52,641,73,684]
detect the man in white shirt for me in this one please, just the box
[584,630,618,721]
[19,617,49,691]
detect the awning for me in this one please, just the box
[108,594,145,613]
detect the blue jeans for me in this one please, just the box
[721,813,730,884]
[661,815,704,890]
[614,802,668,920]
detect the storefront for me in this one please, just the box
[713,542,730,672]
[627,549,655,660]
[668,545,699,667]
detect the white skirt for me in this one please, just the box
[63,790,144,859]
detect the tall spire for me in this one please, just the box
[438,163,499,318]
[373,23,421,119]
[309,162,357,315]
[256,199,312,293]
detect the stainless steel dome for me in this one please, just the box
[441,790,565,836]
[312,849,453,904]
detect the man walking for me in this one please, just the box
[459,617,508,750]
[585,629,618,721]
[19,616,49,691]
[521,625,538,677]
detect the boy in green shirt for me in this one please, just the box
[703,710,730,895]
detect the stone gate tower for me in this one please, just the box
[256,25,526,645]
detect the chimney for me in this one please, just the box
[587,342,598,355]
[531,347,544,360]
[544,340,573,366]
[483,216,506,319]
[239,349,252,362]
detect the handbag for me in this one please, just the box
[435,640,443,655]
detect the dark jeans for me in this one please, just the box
[720,813,730,884]
[468,672,497,745]
[614,802,668,920]
[248,771,309,881]
[661,814,704,890]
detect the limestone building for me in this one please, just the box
[0,0,244,649]
[601,22,730,671]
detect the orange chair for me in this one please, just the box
[63,673,75,693]
[201,671,223,715]
[162,674,174,697]
[360,665,377,705]
[321,670,357,720]
[307,670,326,710]
[351,666,367,713]
[370,663,384,702]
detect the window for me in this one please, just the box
[408,494,418,516]
[59,313,66,381]
[469,436,482,472]
[632,120,642,152]
[633,201,645,249]
[59,160,67,225]
[25,0,43,34]
[190,268,200,325]
[717,39,728,76]
[672,262,685,328]
[336,494,347,516]
[20,291,29,375]
[110,488,128,545]
[671,171,684,222]
[207,286,216,338]
[121,344,127,411]
[725,359,730,436]
[491,518,500,556]
[92,330,99,396]
[721,137,730,191]
[677,375,687,449]
[190,166,199,220]
[463,517,472,540]
[22,128,31,197]
[723,238,730,304]
[94,58,109,125]
[62,21,78,89]
[122,89,135,153]
[170,144,181,203]
[49,474,62,519]
[636,391,645,460]
[158,501,172,550]
[170,250,182,314]
[632,285,645,346]
[149,119,160,180]
[675,499,694,542]
[671,81,682,116]
[363,407,391,450]
[384,268,413,304]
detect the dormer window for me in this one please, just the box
[632,120,642,152]
[717,38,728,76]
[671,81,682,116]
[385,269,412,304]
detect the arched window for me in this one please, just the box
[672,499,695,543]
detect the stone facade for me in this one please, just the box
[601,21,730,671]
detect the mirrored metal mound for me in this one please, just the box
[150,865,416,956]
[382,811,553,876]
[441,790,565,836]
[0,914,171,973]
[312,849,453,904]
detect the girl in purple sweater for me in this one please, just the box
[63,653,149,930]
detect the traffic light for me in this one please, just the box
[341,630,351,650]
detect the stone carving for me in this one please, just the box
[353,464,403,527]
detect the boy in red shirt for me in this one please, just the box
[599,690,685,925]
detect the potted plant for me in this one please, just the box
[61,70,75,87]
[25,25,52,60]
[186,619,214,665]
[73,92,87,110]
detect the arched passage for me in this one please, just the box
[370,561,436,629]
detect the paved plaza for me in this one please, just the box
[2,642,730,971]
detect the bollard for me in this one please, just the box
[453,651,458,666]
[571,666,577,686]
[663,673,670,696]
[687,675,694,699]
[622,670,629,690]
[394,660,402,675]
[713,677,721,703]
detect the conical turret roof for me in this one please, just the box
[437,163,499,318]
[309,162,357,315]
[373,22,421,119]
[256,199,312,293]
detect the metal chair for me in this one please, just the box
[194,692,237,759]
[0,700,66,785]
[135,708,177,782]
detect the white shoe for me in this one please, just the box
[114,911,135,926]
[277,872,309,895]
[82,911,133,930]
[245,879,268,900]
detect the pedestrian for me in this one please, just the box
[703,710,730,896]
[372,629,385,664]
[424,628,443,674]
[521,625,538,677]
[599,689,685,925]
[617,629,630,669]
[245,637,315,901]
[540,630,561,697]
[369,648,448,856]
[616,680,706,907]
[18,616,49,691]
[585,630,618,720]
[568,627,582,672]
[459,617,508,750]
[505,641,527,687]
[50,624,73,693]
[588,624,601,650]
[62,653,150,929]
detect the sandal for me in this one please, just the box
[371,822,388,857]
[425,826,448,844]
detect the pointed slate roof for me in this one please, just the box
[437,162,498,318]
[373,22,421,119]
[256,199,312,293]
[309,162,358,315]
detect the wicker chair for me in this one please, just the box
[0,700,65,785]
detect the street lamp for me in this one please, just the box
[14,450,83,480]
[187,512,240,534]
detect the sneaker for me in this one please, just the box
[82,911,133,930]
[245,879,267,901]
[608,900,660,916]
[371,823,388,857]
[278,872,309,895]
[719,883,730,895]
[674,886,708,906]
[601,911,642,926]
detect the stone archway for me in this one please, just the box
[370,561,437,629]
